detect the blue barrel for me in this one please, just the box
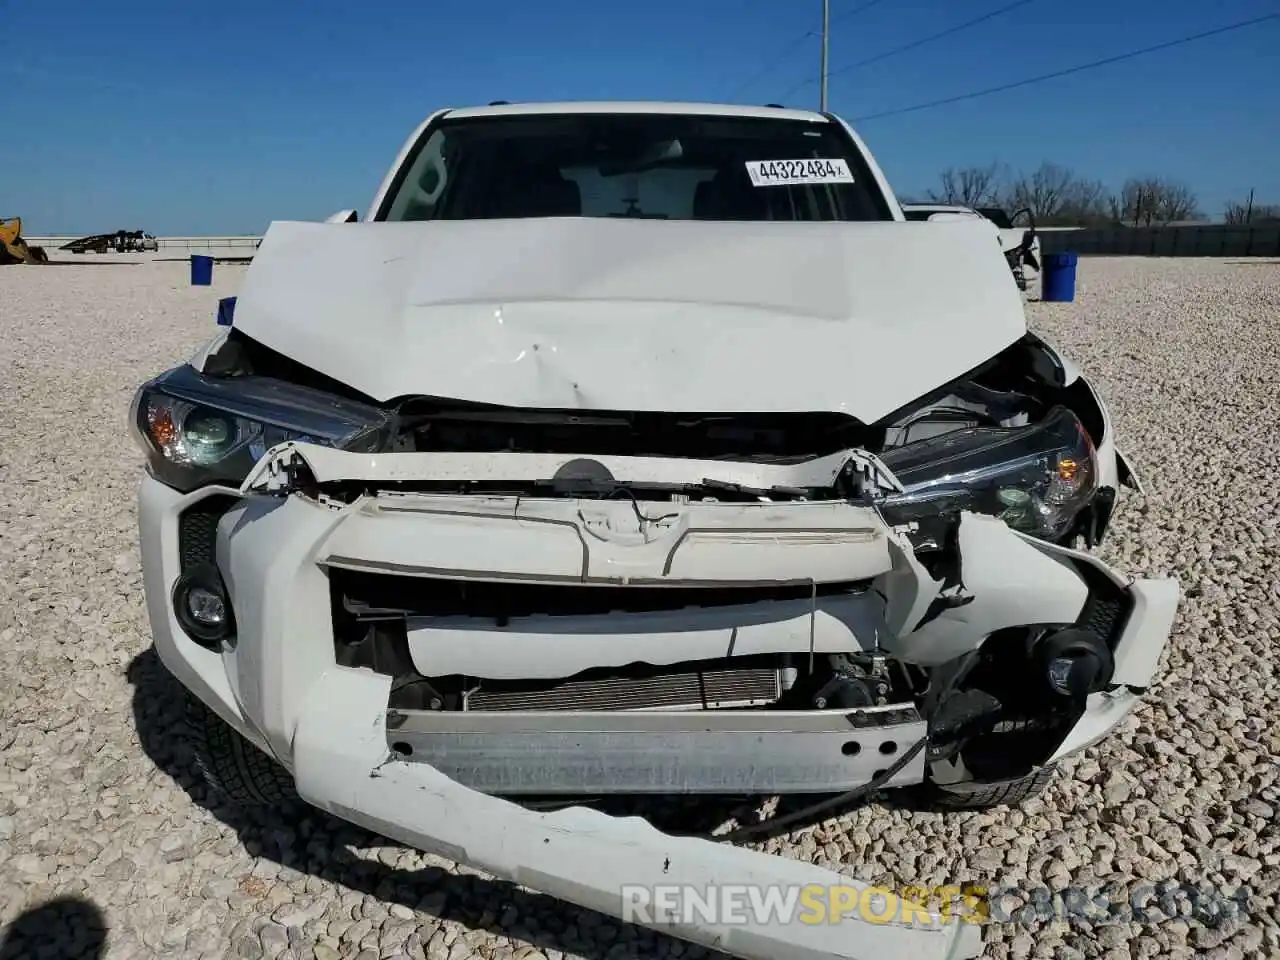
[190,254,214,286]
[1041,252,1078,302]
[216,296,237,326]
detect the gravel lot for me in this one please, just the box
[1,257,1277,960]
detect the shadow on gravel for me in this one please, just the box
[0,896,107,960]
[127,647,732,960]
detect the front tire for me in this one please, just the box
[924,764,1057,810]
[185,694,296,806]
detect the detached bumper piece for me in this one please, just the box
[295,669,982,960]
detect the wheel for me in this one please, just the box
[924,764,1057,810]
[185,692,296,806]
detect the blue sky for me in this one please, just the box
[3,0,1277,234]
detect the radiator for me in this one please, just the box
[464,666,782,712]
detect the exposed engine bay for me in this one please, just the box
[196,324,1106,502]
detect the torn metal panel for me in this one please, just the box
[889,513,1089,665]
[874,531,945,639]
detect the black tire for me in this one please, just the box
[185,693,296,806]
[924,764,1057,810]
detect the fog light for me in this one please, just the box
[1045,653,1105,698]
[1034,627,1114,702]
[1046,656,1075,694]
[173,563,234,649]
[186,586,226,626]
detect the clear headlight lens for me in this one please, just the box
[877,406,1098,539]
[144,398,259,466]
[131,364,392,489]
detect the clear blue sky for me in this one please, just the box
[4,0,1277,234]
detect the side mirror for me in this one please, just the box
[325,209,359,224]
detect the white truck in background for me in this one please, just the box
[902,203,1041,291]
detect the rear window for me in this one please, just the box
[376,113,893,223]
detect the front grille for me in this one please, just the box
[466,664,782,712]
[177,496,237,570]
[331,568,864,620]
[1078,591,1124,641]
[1072,560,1130,647]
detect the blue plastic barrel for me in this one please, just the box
[190,254,214,286]
[216,296,237,326]
[1041,252,1078,302]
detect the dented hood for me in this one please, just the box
[230,217,1027,423]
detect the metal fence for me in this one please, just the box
[1040,224,1280,258]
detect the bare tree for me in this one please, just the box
[1225,198,1280,224]
[1113,177,1202,225]
[1057,177,1112,225]
[926,163,1004,207]
[921,160,1208,227]
[999,163,1112,224]
[1001,163,1079,220]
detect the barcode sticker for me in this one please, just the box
[745,159,854,186]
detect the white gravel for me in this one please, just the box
[1,257,1277,959]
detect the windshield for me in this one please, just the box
[377,113,893,223]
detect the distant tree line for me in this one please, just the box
[1223,193,1280,225]
[909,162,1278,227]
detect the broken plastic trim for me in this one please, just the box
[239,441,907,499]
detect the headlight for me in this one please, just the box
[877,406,1097,540]
[131,365,393,491]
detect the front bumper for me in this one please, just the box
[139,462,1177,960]
[295,668,982,960]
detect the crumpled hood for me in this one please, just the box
[230,216,1027,423]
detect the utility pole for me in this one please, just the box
[1245,187,1254,224]
[820,0,830,111]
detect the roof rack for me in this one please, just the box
[763,103,785,108]
[488,100,511,106]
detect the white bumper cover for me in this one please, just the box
[139,451,1178,960]
[294,669,982,960]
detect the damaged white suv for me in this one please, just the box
[133,102,1178,960]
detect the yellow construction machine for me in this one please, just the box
[1,217,49,264]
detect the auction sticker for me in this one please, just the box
[745,158,854,186]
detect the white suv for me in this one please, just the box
[131,101,1174,960]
